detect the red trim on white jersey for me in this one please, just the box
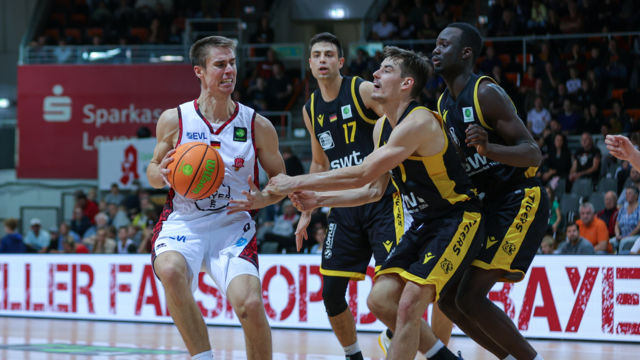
[193,99,240,135]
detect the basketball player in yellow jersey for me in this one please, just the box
[433,23,547,360]
[301,32,451,359]
[267,46,484,360]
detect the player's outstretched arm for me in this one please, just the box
[267,108,439,195]
[606,135,640,170]
[231,114,287,211]
[147,109,179,189]
[468,82,541,167]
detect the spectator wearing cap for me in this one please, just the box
[76,190,99,225]
[1,218,26,253]
[556,222,595,255]
[104,183,125,206]
[24,218,50,253]
[576,202,611,254]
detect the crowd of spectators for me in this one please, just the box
[1,183,158,254]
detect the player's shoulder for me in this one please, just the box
[157,108,179,128]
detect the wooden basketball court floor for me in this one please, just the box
[0,317,636,359]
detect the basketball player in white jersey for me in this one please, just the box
[146,35,286,360]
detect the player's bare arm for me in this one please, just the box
[466,81,541,167]
[268,109,442,195]
[292,105,332,249]
[290,116,390,212]
[228,114,286,213]
[359,81,385,117]
[606,135,640,170]
[147,109,179,188]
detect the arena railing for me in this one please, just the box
[22,44,187,65]
[350,31,640,73]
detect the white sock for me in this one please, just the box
[343,342,361,356]
[503,356,517,360]
[425,339,444,358]
[534,355,544,360]
[192,350,213,360]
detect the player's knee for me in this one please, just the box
[322,277,349,317]
[155,261,189,289]
[234,293,264,321]
[366,288,388,318]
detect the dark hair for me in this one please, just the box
[309,32,343,57]
[626,186,640,196]
[3,218,18,231]
[382,46,432,99]
[447,22,483,62]
[189,35,235,68]
[566,221,579,231]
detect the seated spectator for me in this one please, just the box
[478,46,502,76]
[559,0,583,34]
[24,218,50,253]
[266,63,292,110]
[116,226,137,253]
[579,103,603,134]
[527,0,547,33]
[570,132,601,186]
[527,96,551,138]
[557,99,580,133]
[88,228,116,253]
[539,235,555,254]
[83,212,110,239]
[282,146,304,177]
[76,190,99,224]
[105,183,125,205]
[395,13,415,40]
[1,218,26,253]
[251,14,274,47]
[546,187,562,236]
[597,190,619,238]
[309,226,327,254]
[541,133,572,186]
[127,224,142,245]
[618,167,640,206]
[370,13,396,41]
[556,222,595,254]
[70,207,91,238]
[565,67,582,95]
[246,76,268,111]
[576,202,611,254]
[108,203,131,229]
[62,237,90,254]
[264,199,300,253]
[255,48,282,80]
[614,186,640,249]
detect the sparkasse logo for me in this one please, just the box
[43,84,71,122]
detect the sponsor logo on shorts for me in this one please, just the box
[235,237,248,247]
[324,223,337,260]
[440,258,454,274]
[452,218,478,256]
[155,242,167,251]
[243,223,251,232]
[515,193,536,232]
[169,235,186,242]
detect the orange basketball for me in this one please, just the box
[168,142,224,200]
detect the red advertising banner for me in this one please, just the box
[1,254,639,342]
[17,64,199,179]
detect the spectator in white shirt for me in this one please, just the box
[527,96,552,138]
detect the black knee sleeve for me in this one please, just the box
[322,276,350,317]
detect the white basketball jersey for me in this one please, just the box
[167,100,258,222]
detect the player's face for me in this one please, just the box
[309,42,344,80]
[432,27,462,74]
[196,46,237,96]
[371,58,404,102]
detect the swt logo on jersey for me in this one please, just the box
[330,150,362,169]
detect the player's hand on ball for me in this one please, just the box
[160,149,176,187]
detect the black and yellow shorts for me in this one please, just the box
[472,180,549,282]
[320,192,406,280]
[377,200,484,301]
